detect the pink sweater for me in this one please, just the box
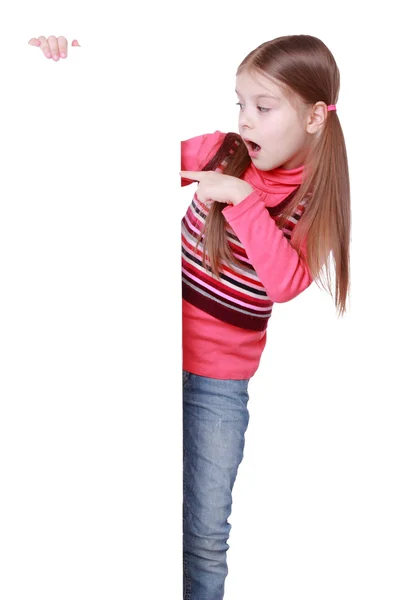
[181,130,313,379]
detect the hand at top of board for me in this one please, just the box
[28,36,81,61]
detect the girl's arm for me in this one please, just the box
[223,190,312,303]
[181,131,225,186]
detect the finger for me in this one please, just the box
[28,38,41,47]
[180,171,203,181]
[47,35,60,61]
[71,39,81,47]
[37,36,52,59]
[58,36,68,58]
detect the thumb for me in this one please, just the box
[71,39,81,47]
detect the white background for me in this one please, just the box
[0,1,399,599]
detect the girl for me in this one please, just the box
[180,34,350,599]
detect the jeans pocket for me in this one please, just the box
[182,370,191,387]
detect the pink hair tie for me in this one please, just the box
[327,105,336,111]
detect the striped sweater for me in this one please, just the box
[181,130,313,379]
[182,132,308,332]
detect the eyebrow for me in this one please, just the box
[235,89,279,100]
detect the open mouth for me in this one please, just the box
[244,139,261,152]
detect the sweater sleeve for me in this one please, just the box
[222,190,312,303]
[181,130,226,187]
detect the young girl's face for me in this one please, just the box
[236,69,313,170]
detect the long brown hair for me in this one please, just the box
[199,35,351,316]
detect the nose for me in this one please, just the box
[238,106,254,131]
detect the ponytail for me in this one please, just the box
[277,111,351,315]
[197,136,251,274]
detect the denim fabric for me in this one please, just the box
[183,370,250,600]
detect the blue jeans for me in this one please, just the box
[183,371,250,600]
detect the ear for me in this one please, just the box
[306,101,328,134]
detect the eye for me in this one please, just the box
[235,102,270,113]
